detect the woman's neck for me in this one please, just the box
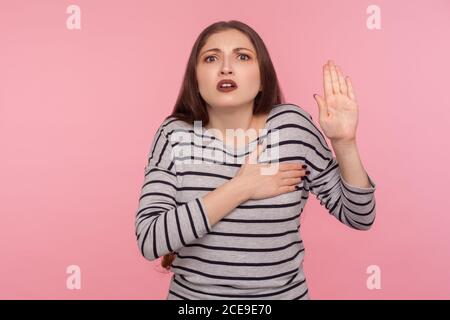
[204,104,269,147]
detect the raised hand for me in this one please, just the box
[313,60,359,144]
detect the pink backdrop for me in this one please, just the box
[1,0,449,299]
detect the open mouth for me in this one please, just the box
[217,84,237,92]
[217,79,238,92]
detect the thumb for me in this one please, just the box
[313,94,327,120]
[245,141,265,164]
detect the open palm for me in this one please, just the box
[313,60,359,143]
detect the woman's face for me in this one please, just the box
[196,29,261,111]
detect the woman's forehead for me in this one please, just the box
[202,30,255,52]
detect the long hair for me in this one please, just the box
[160,20,286,270]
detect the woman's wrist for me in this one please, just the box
[228,176,250,203]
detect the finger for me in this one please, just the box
[280,170,305,179]
[323,64,333,98]
[328,60,340,95]
[279,162,306,171]
[281,177,303,186]
[313,94,328,120]
[336,65,347,95]
[345,76,356,101]
[277,185,297,195]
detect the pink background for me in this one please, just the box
[1,0,449,299]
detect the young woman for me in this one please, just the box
[135,20,377,300]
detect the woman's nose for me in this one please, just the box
[220,57,233,74]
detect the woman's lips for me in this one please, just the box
[217,85,237,92]
[217,79,238,92]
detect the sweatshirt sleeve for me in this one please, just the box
[303,117,377,231]
[135,122,212,261]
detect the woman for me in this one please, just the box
[135,20,377,300]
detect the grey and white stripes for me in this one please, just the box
[135,103,377,300]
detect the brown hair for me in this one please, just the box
[160,20,286,271]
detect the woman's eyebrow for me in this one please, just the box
[200,47,254,57]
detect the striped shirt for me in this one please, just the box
[135,103,377,300]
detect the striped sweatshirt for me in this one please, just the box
[135,103,377,300]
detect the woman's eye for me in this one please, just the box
[238,54,250,61]
[205,56,216,63]
[204,54,250,63]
